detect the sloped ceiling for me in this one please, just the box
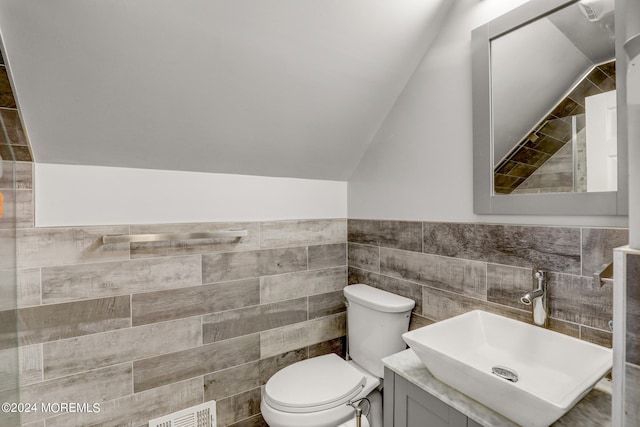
[0,0,450,180]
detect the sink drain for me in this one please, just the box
[491,366,519,383]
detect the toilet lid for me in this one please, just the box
[264,354,366,413]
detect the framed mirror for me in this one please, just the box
[472,0,628,215]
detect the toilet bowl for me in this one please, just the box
[261,354,379,427]
[261,284,415,427]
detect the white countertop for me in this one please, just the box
[382,349,612,427]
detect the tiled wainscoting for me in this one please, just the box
[622,250,640,425]
[347,219,628,346]
[0,165,632,427]
[0,172,348,426]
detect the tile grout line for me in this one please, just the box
[39,342,44,384]
[38,266,42,306]
[580,227,584,276]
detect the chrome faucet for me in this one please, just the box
[520,270,548,327]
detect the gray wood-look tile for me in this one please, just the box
[44,317,202,380]
[0,385,20,427]
[581,228,628,276]
[347,267,423,315]
[0,230,14,270]
[308,290,346,319]
[133,334,260,393]
[626,253,640,365]
[19,363,133,424]
[260,313,346,358]
[0,267,40,311]
[380,248,486,299]
[348,219,422,252]
[308,243,346,270]
[308,336,346,359]
[216,387,262,427]
[260,266,346,304]
[12,296,131,348]
[17,189,33,229]
[0,161,13,189]
[17,226,130,269]
[258,348,308,384]
[202,298,307,343]
[203,247,307,283]
[348,243,379,272]
[0,414,19,427]
[422,286,531,324]
[0,189,33,229]
[0,308,17,349]
[18,344,41,387]
[0,385,17,425]
[0,190,16,229]
[132,278,259,326]
[130,222,260,258]
[0,344,42,392]
[17,268,40,308]
[259,219,346,249]
[486,264,533,309]
[0,161,32,190]
[551,385,611,427]
[0,109,27,146]
[204,361,260,401]
[15,162,32,190]
[625,363,640,427]
[228,414,268,427]
[580,325,612,348]
[422,222,581,274]
[421,286,475,321]
[45,377,203,427]
[409,313,434,331]
[0,274,15,313]
[548,273,612,331]
[548,318,580,339]
[42,255,202,304]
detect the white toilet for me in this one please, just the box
[261,284,415,427]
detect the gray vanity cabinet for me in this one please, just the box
[384,368,484,427]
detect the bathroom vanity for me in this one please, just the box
[382,350,612,427]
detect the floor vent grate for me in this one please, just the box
[149,401,216,427]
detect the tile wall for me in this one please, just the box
[347,219,627,345]
[495,61,615,194]
[624,251,640,425]
[1,163,631,426]
[0,163,348,426]
[0,51,32,162]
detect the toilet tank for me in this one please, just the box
[344,284,415,378]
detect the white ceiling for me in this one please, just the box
[0,0,451,180]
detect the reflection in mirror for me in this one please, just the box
[491,1,616,195]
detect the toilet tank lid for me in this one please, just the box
[344,284,415,313]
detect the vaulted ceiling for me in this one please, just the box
[0,0,452,180]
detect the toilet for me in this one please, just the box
[261,284,415,427]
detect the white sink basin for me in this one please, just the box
[402,310,612,427]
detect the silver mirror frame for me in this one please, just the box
[472,0,628,215]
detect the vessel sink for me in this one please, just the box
[402,310,612,427]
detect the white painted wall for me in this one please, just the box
[35,164,347,227]
[347,0,628,228]
[492,15,591,161]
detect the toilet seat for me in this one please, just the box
[264,354,367,413]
